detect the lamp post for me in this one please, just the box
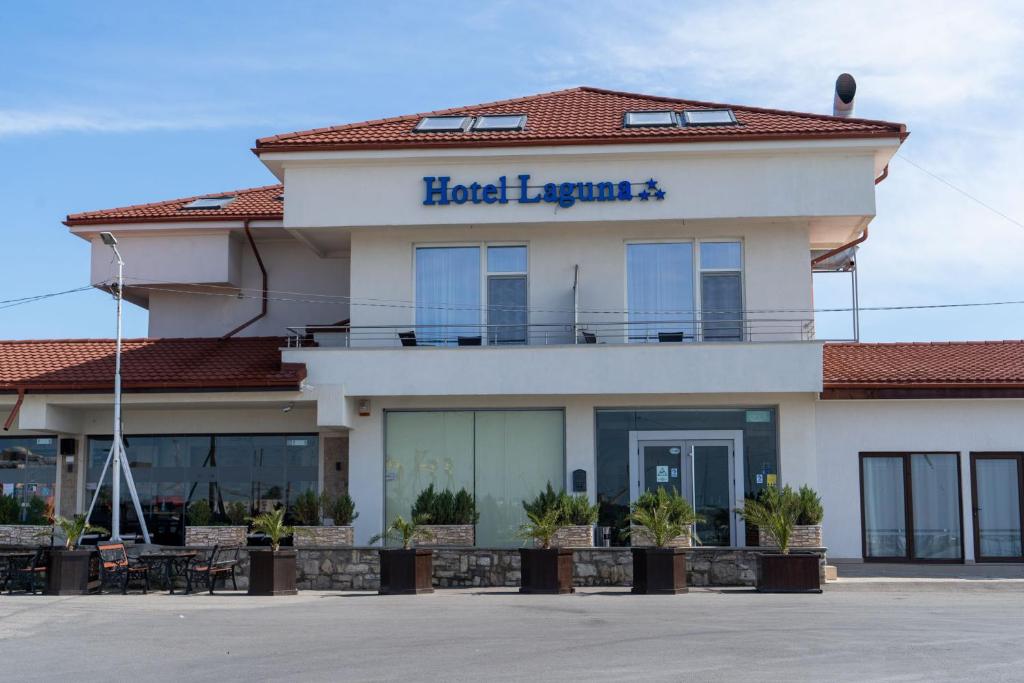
[83,232,150,544]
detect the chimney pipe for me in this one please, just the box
[833,73,856,118]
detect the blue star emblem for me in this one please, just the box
[646,178,658,190]
[638,190,650,201]
[654,189,666,200]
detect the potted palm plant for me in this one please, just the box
[516,508,573,594]
[247,508,297,595]
[372,515,435,595]
[741,484,822,593]
[628,488,700,594]
[46,515,107,595]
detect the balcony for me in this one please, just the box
[282,317,823,398]
[285,317,816,349]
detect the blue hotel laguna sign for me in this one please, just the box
[423,174,666,209]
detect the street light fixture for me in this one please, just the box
[83,232,151,544]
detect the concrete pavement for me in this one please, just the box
[2,587,1023,682]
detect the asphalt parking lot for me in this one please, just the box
[2,585,1023,682]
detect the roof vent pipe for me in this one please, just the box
[833,73,856,118]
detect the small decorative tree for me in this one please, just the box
[292,490,321,527]
[249,508,293,552]
[324,492,359,526]
[187,499,213,526]
[740,484,801,554]
[796,485,824,526]
[371,514,434,549]
[561,494,599,526]
[225,501,248,526]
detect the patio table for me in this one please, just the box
[138,550,199,595]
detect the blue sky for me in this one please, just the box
[1,0,1022,341]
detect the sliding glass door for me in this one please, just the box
[860,453,964,562]
[971,453,1024,562]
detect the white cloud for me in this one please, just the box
[0,107,269,137]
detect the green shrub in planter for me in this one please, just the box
[323,492,358,526]
[0,493,19,524]
[561,494,599,526]
[187,499,213,526]
[411,484,478,525]
[225,501,249,526]
[796,485,824,525]
[293,490,321,526]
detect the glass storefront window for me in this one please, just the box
[384,410,564,547]
[0,436,58,523]
[595,408,778,545]
[87,434,318,545]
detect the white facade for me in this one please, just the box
[9,90,1016,563]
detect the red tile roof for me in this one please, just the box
[256,86,907,153]
[823,341,1024,389]
[64,184,283,226]
[0,337,304,392]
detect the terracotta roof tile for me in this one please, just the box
[0,337,304,392]
[823,341,1024,388]
[256,86,907,152]
[65,184,283,226]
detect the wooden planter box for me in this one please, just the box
[631,547,688,594]
[379,548,434,595]
[419,525,474,547]
[47,548,92,595]
[248,549,298,596]
[757,553,822,593]
[519,548,574,594]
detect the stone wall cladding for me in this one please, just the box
[758,525,823,548]
[184,526,247,547]
[630,527,692,548]
[420,525,475,547]
[0,525,52,546]
[294,526,354,547]
[551,525,594,548]
[220,546,826,591]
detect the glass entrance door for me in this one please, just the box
[638,439,736,546]
[971,453,1024,562]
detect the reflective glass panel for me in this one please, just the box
[627,242,694,342]
[415,246,481,345]
[910,453,961,560]
[862,456,907,558]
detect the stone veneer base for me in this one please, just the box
[184,526,247,547]
[294,526,354,547]
[550,525,594,548]
[193,546,825,591]
[419,525,474,547]
[758,524,823,549]
[0,525,53,546]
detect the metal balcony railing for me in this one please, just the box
[285,318,816,348]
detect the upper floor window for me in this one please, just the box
[699,242,743,341]
[626,240,743,342]
[414,244,527,346]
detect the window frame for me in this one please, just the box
[697,239,745,342]
[472,114,527,131]
[413,116,472,132]
[682,109,737,126]
[859,452,965,564]
[623,111,678,128]
[412,242,529,345]
[969,452,1024,563]
[623,238,745,343]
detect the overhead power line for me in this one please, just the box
[897,152,1024,231]
[0,285,93,312]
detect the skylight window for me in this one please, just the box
[414,116,472,132]
[473,115,526,131]
[183,196,235,210]
[624,111,677,127]
[682,109,737,126]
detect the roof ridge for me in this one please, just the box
[256,87,587,145]
[66,183,283,222]
[255,85,905,149]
